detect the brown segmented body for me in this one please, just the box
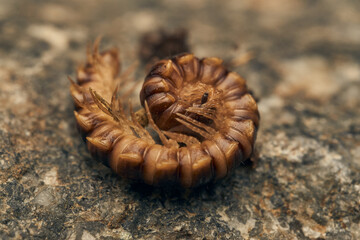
[69,41,259,188]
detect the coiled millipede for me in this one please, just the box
[69,41,259,188]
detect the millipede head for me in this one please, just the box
[140,54,247,139]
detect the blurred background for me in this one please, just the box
[0,0,359,239]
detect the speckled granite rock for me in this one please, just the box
[1,0,359,239]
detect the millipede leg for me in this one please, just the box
[144,101,178,148]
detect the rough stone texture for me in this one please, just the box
[1,0,360,239]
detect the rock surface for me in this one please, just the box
[0,0,359,239]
